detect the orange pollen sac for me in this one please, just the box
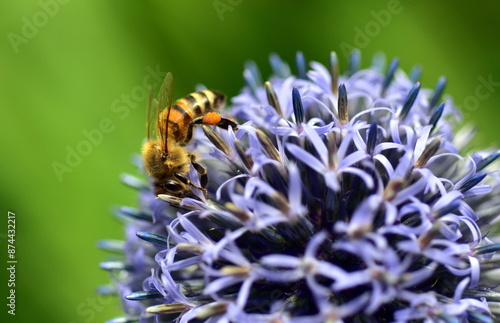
[203,112,222,125]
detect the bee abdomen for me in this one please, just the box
[167,90,226,142]
[177,90,225,118]
[205,90,226,109]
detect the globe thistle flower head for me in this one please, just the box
[100,50,500,323]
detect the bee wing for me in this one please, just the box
[157,72,174,154]
[158,72,173,113]
[146,86,156,140]
[146,72,173,141]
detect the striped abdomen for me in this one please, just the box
[162,90,226,144]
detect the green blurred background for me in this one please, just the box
[1,1,500,322]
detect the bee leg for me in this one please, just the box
[215,118,238,131]
[186,116,213,143]
[189,155,208,188]
[174,155,209,200]
[174,173,208,198]
[188,154,209,199]
[186,114,238,143]
[184,119,198,144]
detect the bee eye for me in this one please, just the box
[164,179,184,193]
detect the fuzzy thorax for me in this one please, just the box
[141,140,190,181]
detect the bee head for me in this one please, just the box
[142,140,191,195]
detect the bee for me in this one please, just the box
[142,72,237,198]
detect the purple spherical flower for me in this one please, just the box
[100,50,500,323]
